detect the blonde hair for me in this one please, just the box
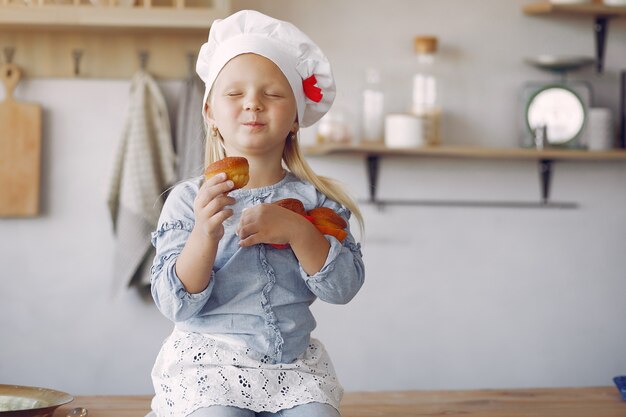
[203,127,364,233]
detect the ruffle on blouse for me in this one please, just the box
[150,220,194,246]
[151,252,178,276]
[258,244,285,362]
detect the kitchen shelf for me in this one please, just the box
[304,142,626,161]
[523,1,626,17]
[303,143,626,209]
[523,1,626,72]
[0,1,230,78]
[0,2,228,30]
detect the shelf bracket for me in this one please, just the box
[594,16,609,73]
[366,154,380,203]
[538,159,553,205]
[362,154,573,209]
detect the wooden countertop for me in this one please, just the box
[53,387,624,417]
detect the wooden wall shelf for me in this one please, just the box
[303,143,626,209]
[0,1,231,78]
[522,1,626,72]
[523,1,626,17]
[0,3,228,30]
[303,143,626,161]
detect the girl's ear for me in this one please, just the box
[291,121,299,134]
[204,102,217,126]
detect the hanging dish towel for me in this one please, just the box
[107,70,176,295]
[175,68,206,180]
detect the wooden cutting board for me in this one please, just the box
[0,63,42,217]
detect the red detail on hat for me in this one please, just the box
[303,75,323,103]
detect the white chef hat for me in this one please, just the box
[196,9,335,128]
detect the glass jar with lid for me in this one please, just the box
[411,36,441,146]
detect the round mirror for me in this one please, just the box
[526,85,586,145]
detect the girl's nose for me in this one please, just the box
[244,96,263,112]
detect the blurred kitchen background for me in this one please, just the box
[1,0,626,396]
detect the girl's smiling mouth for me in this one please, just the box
[242,121,266,129]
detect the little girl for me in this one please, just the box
[149,10,365,417]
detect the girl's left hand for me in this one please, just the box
[237,203,306,247]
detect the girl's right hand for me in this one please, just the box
[193,172,236,242]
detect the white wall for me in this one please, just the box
[1,0,626,395]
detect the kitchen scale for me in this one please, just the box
[520,55,595,149]
[517,55,595,206]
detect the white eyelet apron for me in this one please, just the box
[150,328,343,417]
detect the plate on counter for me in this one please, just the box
[0,384,73,416]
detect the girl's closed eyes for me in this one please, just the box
[222,88,287,98]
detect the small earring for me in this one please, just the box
[290,131,298,141]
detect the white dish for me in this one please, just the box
[603,0,626,6]
[549,0,591,4]
[525,55,595,73]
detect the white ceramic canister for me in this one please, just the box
[384,113,425,148]
[587,108,614,151]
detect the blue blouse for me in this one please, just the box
[150,172,365,364]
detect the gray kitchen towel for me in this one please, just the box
[107,70,176,295]
[175,66,206,180]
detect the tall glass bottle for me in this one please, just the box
[411,36,441,146]
[361,68,385,143]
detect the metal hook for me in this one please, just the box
[138,50,149,71]
[3,47,15,64]
[72,49,84,76]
